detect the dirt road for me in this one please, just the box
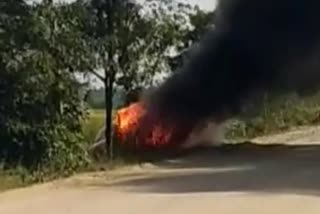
[2,126,320,214]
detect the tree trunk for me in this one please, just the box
[105,74,114,160]
[105,0,115,160]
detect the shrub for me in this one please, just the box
[226,92,320,139]
[0,2,90,177]
[0,52,90,176]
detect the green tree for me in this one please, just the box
[0,1,90,175]
[80,0,189,158]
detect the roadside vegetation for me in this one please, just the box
[1,0,320,192]
[0,0,193,189]
[226,93,320,140]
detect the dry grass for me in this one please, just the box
[0,171,25,192]
[226,93,320,140]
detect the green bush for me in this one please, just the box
[0,2,90,178]
[226,92,320,139]
[0,53,90,176]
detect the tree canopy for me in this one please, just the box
[0,0,215,173]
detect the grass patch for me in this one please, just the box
[83,109,105,144]
[226,92,320,140]
[0,171,25,192]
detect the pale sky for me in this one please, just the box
[183,0,216,11]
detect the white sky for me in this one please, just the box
[183,0,216,11]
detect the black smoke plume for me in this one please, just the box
[143,0,320,126]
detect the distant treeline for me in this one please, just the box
[86,88,125,109]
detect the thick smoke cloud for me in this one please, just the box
[143,0,320,126]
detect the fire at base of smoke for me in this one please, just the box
[111,102,226,152]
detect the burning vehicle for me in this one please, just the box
[113,102,225,152]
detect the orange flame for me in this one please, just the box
[114,102,145,138]
[113,102,193,151]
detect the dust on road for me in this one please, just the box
[1,126,320,214]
